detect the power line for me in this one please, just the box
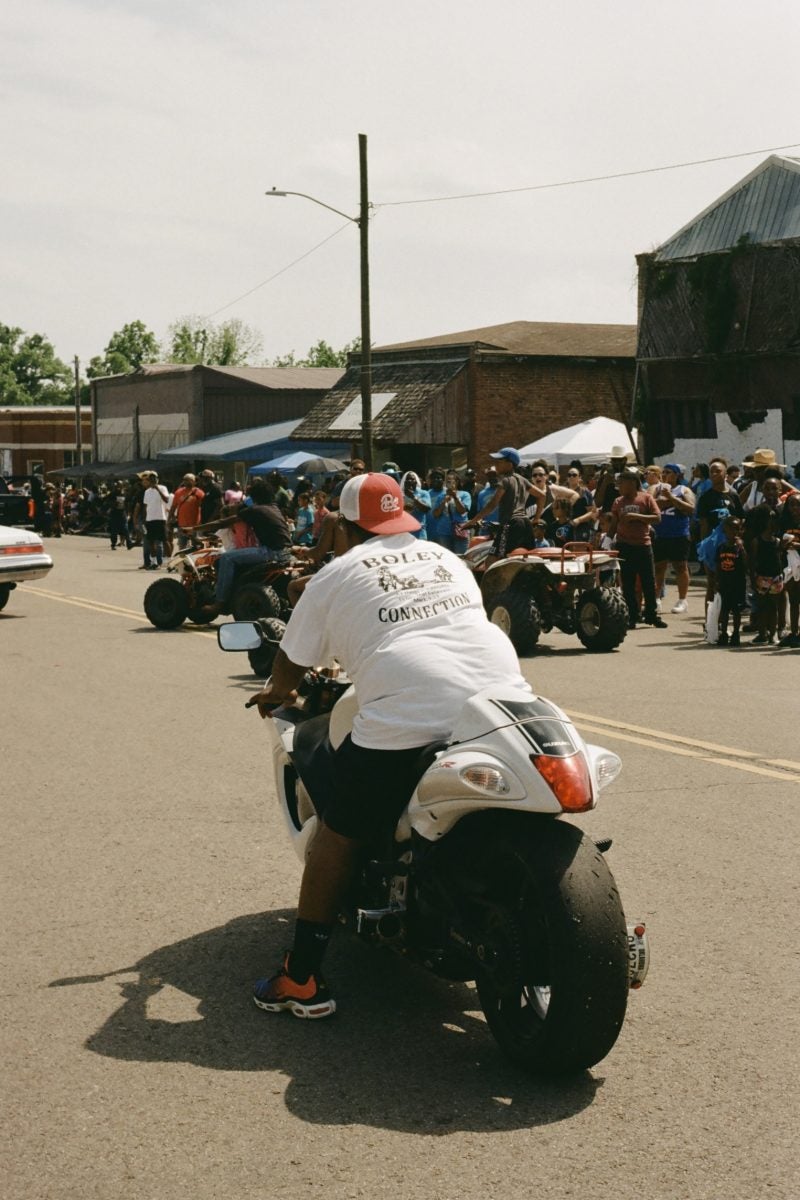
[205,220,353,318]
[375,142,800,208]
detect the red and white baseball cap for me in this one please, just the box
[339,472,420,535]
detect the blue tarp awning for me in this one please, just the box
[158,420,348,464]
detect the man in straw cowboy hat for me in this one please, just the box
[738,449,793,511]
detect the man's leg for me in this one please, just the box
[254,737,424,1018]
[213,547,268,607]
[674,558,690,600]
[617,545,639,626]
[639,546,662,624]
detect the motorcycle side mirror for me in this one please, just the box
[217,621,263,652]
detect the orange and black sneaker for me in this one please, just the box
[253,955,336,1019]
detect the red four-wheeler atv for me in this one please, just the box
[463,539,629,654]
[143,539,298,631]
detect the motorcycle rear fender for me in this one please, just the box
[406,744,563,841]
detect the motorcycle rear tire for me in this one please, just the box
[248,617,287,677]
[474,816,629,1075]
[575,586,629,653]
[486,587,541,654]
[143,577,189,629]
[231,583,282,622]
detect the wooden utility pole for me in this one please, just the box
[358,133,373,470]
[73,356,82,463]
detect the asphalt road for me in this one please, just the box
[3,537,798,1200]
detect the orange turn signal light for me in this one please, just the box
[531,752,593,812]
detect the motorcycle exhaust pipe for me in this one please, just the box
[356,908,405,944]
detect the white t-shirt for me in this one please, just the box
[280,532,530,750]
[143,485,170,521]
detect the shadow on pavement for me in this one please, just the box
[49,909,602,1132]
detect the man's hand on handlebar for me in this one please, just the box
[245,683,299,718]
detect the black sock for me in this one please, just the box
[288,919,333,981]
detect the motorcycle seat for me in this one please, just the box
[293,718,449,821]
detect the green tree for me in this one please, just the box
[87,320,160,378]
[271,337,360,368]
[166,316,263,366]
[0,323,71,405]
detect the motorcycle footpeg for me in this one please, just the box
[627,922,650,989]
[593,836,613,853]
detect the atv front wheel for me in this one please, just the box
[576,587,629,652]
[487,588,541,654]
[144,578,189,629]
[231,583,282,622]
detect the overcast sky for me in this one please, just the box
[3,0,799,369]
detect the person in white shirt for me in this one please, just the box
[246,472,530,1018]
[139,472,170,569]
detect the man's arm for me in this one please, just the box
[464,486,503,528]
[245,648,308,717]
[657,487,695,514]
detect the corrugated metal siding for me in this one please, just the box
[656,159,800,261]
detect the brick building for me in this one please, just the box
[91,363,343,463]
[290,321,636,472]
[0,406,92,476]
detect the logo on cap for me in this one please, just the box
[380,493,400,513]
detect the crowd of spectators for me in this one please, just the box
[11,445,799,646]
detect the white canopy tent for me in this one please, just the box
[518,418,638,468]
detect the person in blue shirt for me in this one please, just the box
[427,469,471,553]
[291,491,315,547]
[474,467,500,534]
[399,471,430,539]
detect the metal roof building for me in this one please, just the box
[655,155,800,261]
[636,155,800,467]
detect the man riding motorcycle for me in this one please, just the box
[246,472,530,1018]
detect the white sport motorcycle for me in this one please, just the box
[219,622,649,1075]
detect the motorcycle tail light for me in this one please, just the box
[460,765,510,795]
[531,752,593,812]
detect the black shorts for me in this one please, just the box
[653,536,690,564]
[491,517,534,558]
[324,735,435,842]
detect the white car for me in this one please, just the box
[0,524,53,610]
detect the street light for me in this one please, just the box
[266,133,374,469]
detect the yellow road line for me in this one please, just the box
[19,585,799,779]
[566,707,800,767]
[576,723,800,784]
[19,586,217,638]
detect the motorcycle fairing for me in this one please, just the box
[406,686,593,841]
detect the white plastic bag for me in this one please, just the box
[705,593,722,644]
[784,547,800,584]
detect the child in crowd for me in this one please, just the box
[779,493,800,646]
[714,516,747,646]
[749,504,783,645]
[531,520,551,548]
